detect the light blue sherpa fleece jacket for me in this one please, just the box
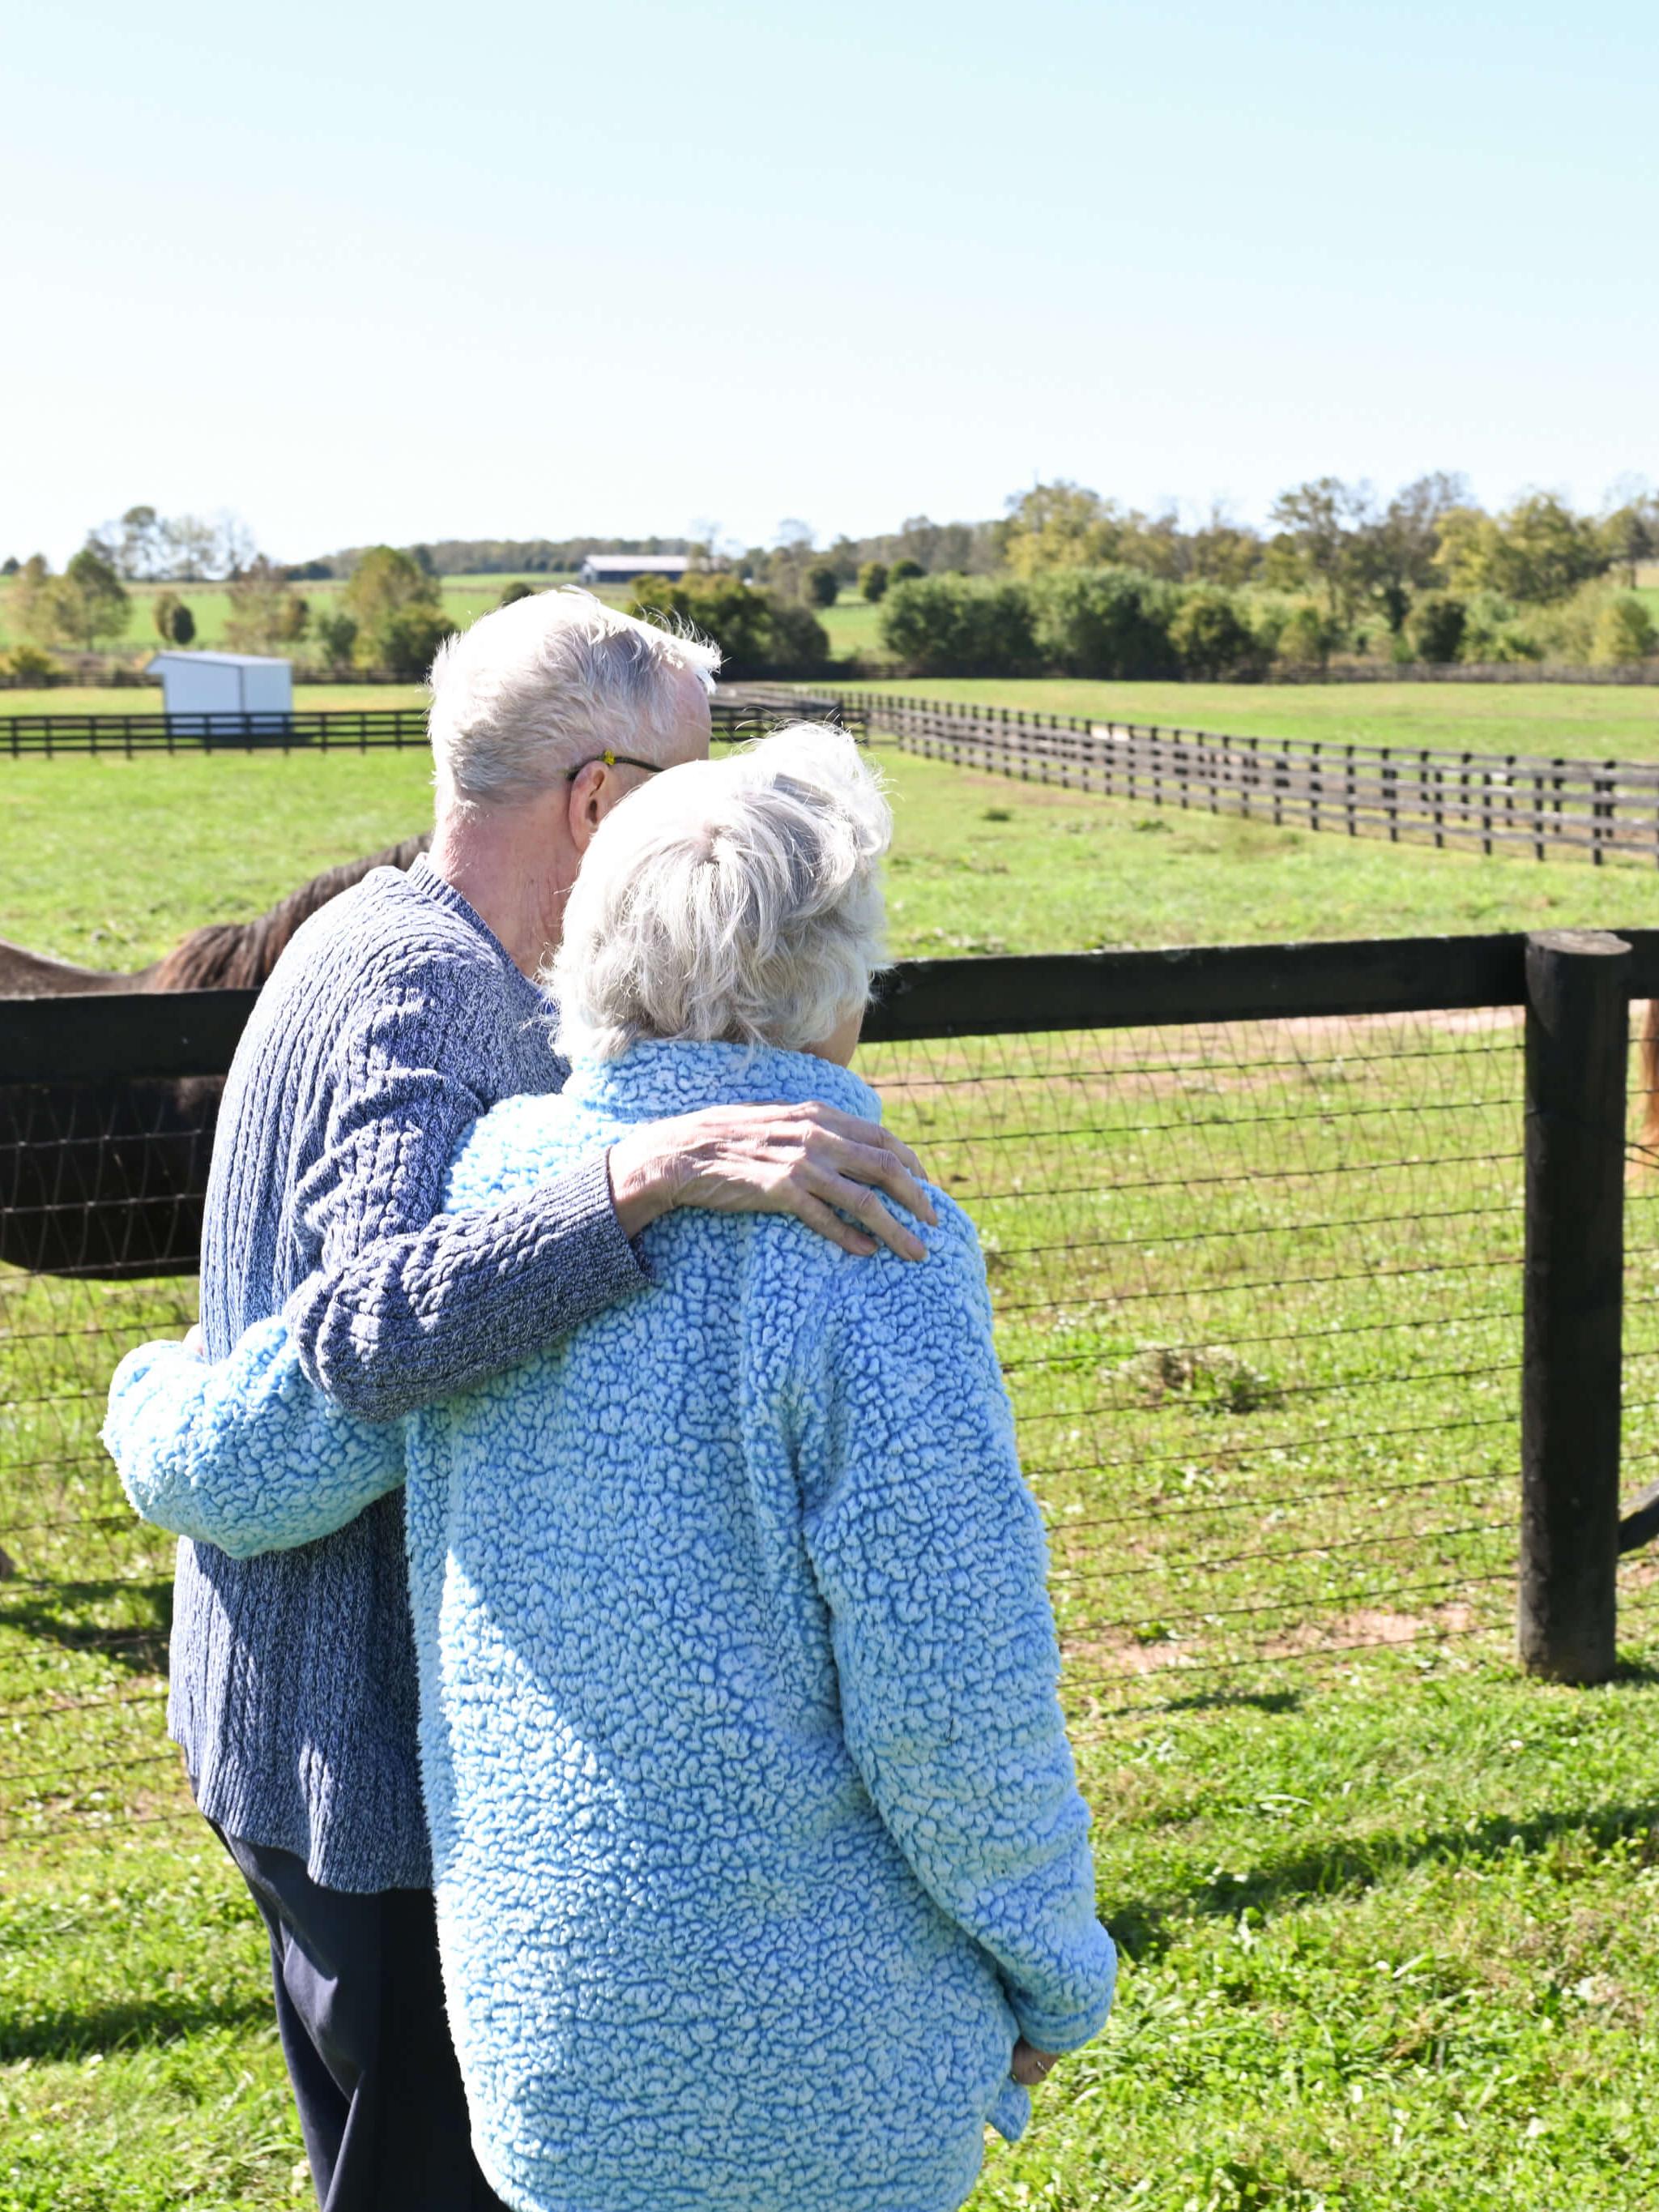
[105,1040,1115,2212]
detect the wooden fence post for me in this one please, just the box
[1519,926,1629,1684]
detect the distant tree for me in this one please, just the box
[632,574,769,670]
[163,515,220,581]
[213,513,259,579]
[225,557,309,654]
[629,574,827,678]
[1167,590,1265,680]
[765,598,833,675]
[312,609,359,672]
[879,575,1040,677]
[1267,478,1377,623]
[804,564,840,609]
[2,644,62,683]
[1186,510,1262,587]
[888,557,924,587]
[152,590,196,645]
[1436,492,1609,604]
[0,556,18,577]
[345,545,445,669]
[11,555,57,644]
[1003,481,1120,577]
[1593,595,1657,665]
[1028,568,1179,680]
[1601,493,1659,586]
[1407,592,1468,664]
[1275,603,1343,671]
[1458,593,1546,664]
[1354,472,1470,630]
[377,604,457,680]
[858,560,889,603]
[111,505,171,580]
[50,544,132,650]
[498,580,537,606]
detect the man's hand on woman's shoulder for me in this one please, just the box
[607,1103,937,1262]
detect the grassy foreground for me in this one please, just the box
[6,1659,1659,2210]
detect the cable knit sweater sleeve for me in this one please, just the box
[103,1322,403,1559]
[796,1198,1117,2056]
[284,963,646,1420]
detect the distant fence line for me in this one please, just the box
[1274,660,1659,686]
[0,687,864,758]
[841,689,1659,866]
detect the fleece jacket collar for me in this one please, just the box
[558,1036,883,1127]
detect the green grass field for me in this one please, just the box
[842,676,1659,764]
[0,574,590,658]
[7,739,1659,975]
[8,738,1659,2207]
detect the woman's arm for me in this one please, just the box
[799,1202,1116,2056]
[104,1319,406,1559]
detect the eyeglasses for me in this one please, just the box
[565,749,665,782]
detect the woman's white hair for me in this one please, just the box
[552,724,892,1060]
[428,588,721,811]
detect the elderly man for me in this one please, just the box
[176,591,933,2212]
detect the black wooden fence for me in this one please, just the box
[0,687,864,758]
[5,928,1659,1842]
[841,689,1659,865]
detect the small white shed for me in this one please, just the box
[150,651,293,717]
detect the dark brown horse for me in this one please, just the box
[1,835,429,1278]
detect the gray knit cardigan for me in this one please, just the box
[168,854,646,1890]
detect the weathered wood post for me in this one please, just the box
[1519,928,1629,1683]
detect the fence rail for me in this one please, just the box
[6,929,1659,1843]
[842,688,1659,865]
[0,687,864,757]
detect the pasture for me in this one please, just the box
[6,737,1659,2208]
[0,574,584,657]
[13,737,1659,973]
[845,676,1659,766]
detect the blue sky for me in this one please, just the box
[6,0,1654,563]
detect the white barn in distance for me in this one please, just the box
[150,651,294,717]
[577,553,690,587]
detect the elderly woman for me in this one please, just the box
[104,728,1115,2212]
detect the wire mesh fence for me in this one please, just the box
[863,1008,1531,1720]
[3,959,1659,1847]
[0,1067,218,1847]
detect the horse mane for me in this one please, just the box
[149,832,432,992]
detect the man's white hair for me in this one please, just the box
[551,724,892,1060]
[427,588,721,811]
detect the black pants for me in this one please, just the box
[216,1826,509,2212]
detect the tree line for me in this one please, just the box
[4,476,1656,683]
[1,542,456,680]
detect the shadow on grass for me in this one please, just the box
[0,1987,272,2065]
[1107,1799,1659,1963]
[1160,1688,1303,1717]
[0,1578,172,1674]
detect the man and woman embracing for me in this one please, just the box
[104,590,1115,2212]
